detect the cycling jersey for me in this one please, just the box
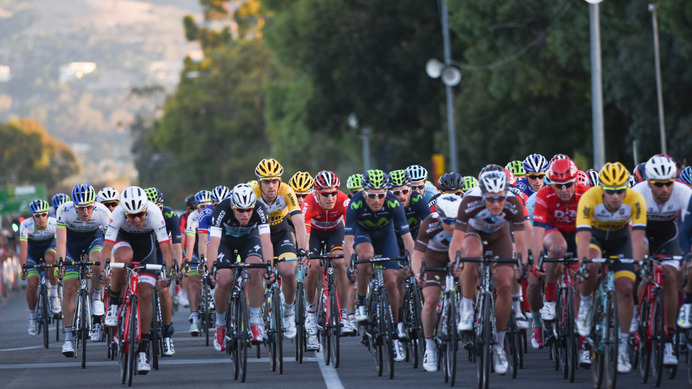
[56,201,111,269]
[515,178,537,197]
[104,202,170,244]
[400,191,431,239]
[209,198,271,238]
[301,190,350,233]
[633,180,691,256]
[251,181,301,232]
[344,191,410,235]
[414,213,452,285]
[160,206,182,245]
[533,184,589,235]
[197,204,214,236]
[184,209,203,258]
[576,186,647,235]
[455,187,526,235]
[20,216,57,261]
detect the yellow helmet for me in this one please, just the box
[255,158,284,178]
[599,162,629,188]
[289,171,314,193]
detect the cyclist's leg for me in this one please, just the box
[276,230,297,306]
[460,231,482,299]
[213,240,237,326]
[654,238,682,338]
[354,226,374,308]
[188,261,202,328]
[25,257,39,312]
[326,225,349,315]
[304,233,323,309]
[373,225,402,322]
[44,247,58,287]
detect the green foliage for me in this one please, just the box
[183,15,199,41]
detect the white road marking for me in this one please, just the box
[314,350,344,389]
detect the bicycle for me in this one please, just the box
[23,258,59,349]
[401,259,424,369]
[419,255,460,386]
[263,261,284,373]
[537,253,579,382]
[60,253,101,369]
[150,283,164,370]
[458,251,522,389]
[184,256,216,346]
[353,253,408,379]
[580,255,633,389]
[295,261,307,363]
[109,261,165,387]
[214,260,270,383]
[311,251,345,368]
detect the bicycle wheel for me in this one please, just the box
[328,283,340,368]
[319,284,331,366]
[476,293,491,389]
[651,289,665,387]
[272,286,284,373]
[40,287,50,349]
[446,293,459,385]
[201,285,209,347]
[505,312,518,379]
[639,297,651,382]
[410,284,424,369]
[80,293,88,369]
[591,293,605,389]
[379,288,395,380]
[151,292,160,371]
[226,295,239,379]
[128,296,139,387]
[238,290,249,383]
[604,291,619,389]
[119,306,128,385]
[295,283,305,363]
[562,287,577,382]
[368,291,383,376]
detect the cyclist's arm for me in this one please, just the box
[411,247,424,277]
[19,239,28,267]
[159,237,174,269]
[172,242,183,268]
[514,229,529,266]
[102,239,115,263]
[260,232,273,267]
[576,230,591,263]
[631,229,646,262]
[184,232,196,262]
[344,234,355,265]
[197,231,208,260]
[290,212,308,251]
[56,226,67,261]
[401,232,414,257]
[531,225,546,262]
[207,235,220,267]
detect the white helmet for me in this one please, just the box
[436,194,462,220]
[645,154,676,181]
[405,165,428,181]
[120,186,148,214]
[478,164,508,194]
[97,187,120,203]
[231,184,256,209]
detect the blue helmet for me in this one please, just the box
[71,184,96,206]
[522,153,549,173]
[29,199,50,214]
[51,193,70,208]
[195,190,212,205]
[679,166,692,185]
[211,185,231,203]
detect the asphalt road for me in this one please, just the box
[1,285,690,389]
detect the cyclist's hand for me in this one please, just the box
[264,269,277,285]
[416,273,426,288]
[20,269,26,281]
[298,249,308,265]
[453,262,464,277]
[404,265,413,278]
[532,264,545,278]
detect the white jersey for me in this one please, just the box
[104,201,170,244]
[633,181,692,223]
[184,209,202,235]
[56,201,111,235]
[19,217,57,243]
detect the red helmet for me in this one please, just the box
[313,170,341,190]
[576,170,589,186]
[503,168,517,186]
[548,158,577,184]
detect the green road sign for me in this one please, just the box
[0,185,47,215]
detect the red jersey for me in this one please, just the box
[301,190,350,233]
[532,184,589,235]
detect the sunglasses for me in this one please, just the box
[33,212,48,218]
[125,210,148,219]
[391,189,410,196]
[440,217,456,225]
[233,207,254,214]
[365,191,386,199]
[411,185,426,191]
[603,188,626,195]
[320,191,338,198]
[102,201,119,208]
[295,194,309,199]
[483,194,507,203]
[75,204,94,211]
[652,180,674,188]
[552,182,574,189]
[260,178,280,184]
[527,174,545,180]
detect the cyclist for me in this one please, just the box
[346,173,363,198]
[505,168,532,331]
[633,155,691,366]
[207,184,273,347]
[449,165,529,375]
[103,186,174,374]
[633,162,647,184]
[251,158,308,340]
[516,153,549,196]
[680,166,692,187]
[390,169,431,242]
[289,171,314,208]
[97,187,120,212]
[183,190,213,336]
[347,169,415,362]
[55,184,111,356]
[50,193,70,217]
[177,194,197,309]
[428,172,463,211]
[302,170,352,350]
[575,162,647,374]
[411,194,461,372]
[145,187,182,356]
[406,164,439,203]
[19,199,59,335]
[527,157,588,353]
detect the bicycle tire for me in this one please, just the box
[226,292,239,379]
[651,289,665,387]
[238,289,249,383]
[329,282,340,368]
[368,290,383,377]
[295,283,305,363]
[562,286,576,382]
[151,291,160,371]
[128,296,138,387]
[505,311,518,379]
[410,284,424,369]
[548,319,560,372]
[604,290,619,389]
[639,297,651,382]
[446,292,458,385]
[80,293,88,369]
[56,281,63,342]
[272,286,284,373]
[319,283,331,366]
[380,288,395,380]
[119,310,128,385]
[202,285,209,346]
[40,287,50,349]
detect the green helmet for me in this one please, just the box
[388,169,411,187]
[346,174,363,190]
[362,169,388,190]
[462,176,479,192]
[145,187,163,204]
[505,160,526,177]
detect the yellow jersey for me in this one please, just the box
[576,186,647,233]
[251,181,302,228]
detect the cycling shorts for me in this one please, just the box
[309,224,344,256]
[353,223,400,270]
[217,231,263,264]
[65,230,104,279]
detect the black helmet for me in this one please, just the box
[438,172,463,192]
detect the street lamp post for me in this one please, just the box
[586,0,606,169]
[348,113,372,171]
[649,3,667,155]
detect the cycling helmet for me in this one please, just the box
[405,165,428,182]
[435,194,462,220]
[29,199,49,214]
[437,172,463,192]
[503,168,517,186]
[388,170,411,187]
[71,184,96,206]
[346,174,363,190]
[255,158,284,178]
[462,176,479,192]
[547,158,577,184]
[549,153,569,168]
[120,186,149,214]
[645,154,677,181]
[599,162,630,188]
[680,166,692,185]
[231,184,256,209]
[628,175,637,188]
[287,171,313,193]
[576,170,589,186]
[478,164,508,194]
[313,170,341,190]
[51,193,70,208]
[145,187,164,204]
[505,160,526,178]
[185,195,196,208]
[247,179,257,187]
[97,187,119,203]
[586,169,600,187]
[195,190,212,205]
[211,185,231,203]
[362,169,388,190]
[633,163,647,183]
[522,153,549,173]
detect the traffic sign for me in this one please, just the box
[0,184,47,215]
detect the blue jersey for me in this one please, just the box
[345,191,410,236]
[515,178,536,197]
[399,191,431,239]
